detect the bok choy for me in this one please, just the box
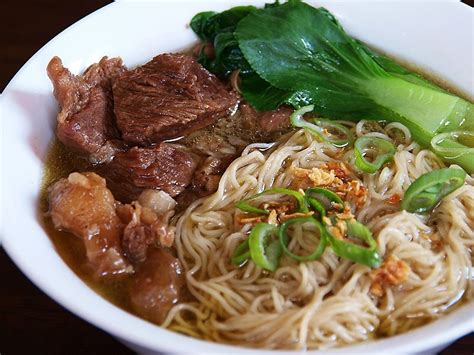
[191,0,474,173]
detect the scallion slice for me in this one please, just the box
[312,118,354,148]
[290,105,353,147]
[431,131,474,159]
[354,136,396,173]
[306,188,343,209]
[234,201,269,215]
[231,239,251,266]
[235,188,309,215]
[278,217,328,262]
[401,168,466,214]
[326,219,381,268]
[305,197,326,219]
[248,223,282,272]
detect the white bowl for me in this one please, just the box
[1,1,473,354]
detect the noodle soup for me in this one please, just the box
[165,122,473,348]
[39,0,473,351]
[43,119,474,349]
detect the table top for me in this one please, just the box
[1,1,472,353]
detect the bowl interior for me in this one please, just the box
[1,1,473,354]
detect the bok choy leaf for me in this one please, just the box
[190,6,256,77]
[190,1,474,173]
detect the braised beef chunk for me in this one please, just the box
[122,222,155,265]
[48,172,132,277]
[113,53,239,145]
[104,143,198,202]
[47,56,126,156]
[117,196,176,265]
[129,247,186,324]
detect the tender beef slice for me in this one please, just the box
[104,143,198,202]
[48,172,133,277]
[47,56,126,156]
[117,196,176,265]
[129,247,186,324]
[112,53,239,145]
[259,106,294,133]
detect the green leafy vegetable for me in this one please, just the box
[190,3,289,102]
[190,1,474,173]
[190,11,217,41]
[401,168,466,214]
[358,40,449,94]
[239,71,291,111]
[191,6,255,42]
[190,6,256,76]
[235,1,473,174]
[354,137,396,173]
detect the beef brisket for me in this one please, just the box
[47,56,126,156]
[112,54,238,145]
[104,143,198,202]
[129,247,186,324]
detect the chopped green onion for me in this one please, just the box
[305,197,326,219]
[401,168,466,214]
[304,187,344,221]
[305,188,344,210]
[235,201,269,215]
[235,187,309,215]
[279,217,328,262]
[312,118,354,148]
[231,239,250,266]
[326,219,381,268]
[431,131,474,159]
[248,223,282,272]
[264,188,309,212]
[290,105,352,147]
[354,136,396,173]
